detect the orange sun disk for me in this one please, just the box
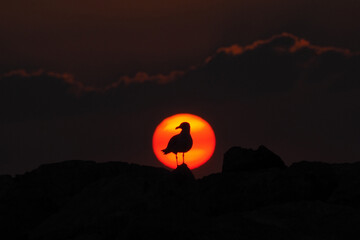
[152,113,216,169]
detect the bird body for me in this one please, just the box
[162,133,193,155]
[162,122,193,165]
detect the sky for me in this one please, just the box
[1,0,360,177]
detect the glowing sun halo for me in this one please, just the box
[152,113,216,169]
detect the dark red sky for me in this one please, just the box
[1,0,359,86]
[1,0,360,177]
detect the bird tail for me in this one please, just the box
[162,149,170,154]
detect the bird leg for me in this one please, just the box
[176,154,178,166]
[182,152,185,164]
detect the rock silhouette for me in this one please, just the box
[1,146,360,240]
[223,145,286,173]
[169,163,195,184]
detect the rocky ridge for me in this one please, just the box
[0,146,359,240]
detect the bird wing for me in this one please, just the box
[166,134,180,151]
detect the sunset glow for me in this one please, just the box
[152,113,216,169]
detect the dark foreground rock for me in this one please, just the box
[223,145,286,173]
[169,163,195,184]
[1,146,360,240]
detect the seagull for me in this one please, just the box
[162,122,193,166]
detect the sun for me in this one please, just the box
[152,113,216,169]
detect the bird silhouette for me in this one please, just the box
[162,122,193,166]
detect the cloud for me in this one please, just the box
[215,33,352,56]
[199,32,359,95]
[1,33,359,122]
[0,70,91,121]
[108,70,185,88]
[1,69,92,94]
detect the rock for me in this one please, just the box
[282,161,338,201]
[0,175,13,197]
[159,163,196,197]
[243,201,360,240]
[222,145,286,173]
[171,163,195,183]
[2,157,360,240]
[0,160,169,240]
[328,162,360,206]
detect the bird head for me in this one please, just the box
[176,122,191,131]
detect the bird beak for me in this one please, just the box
[175,125,181,129]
